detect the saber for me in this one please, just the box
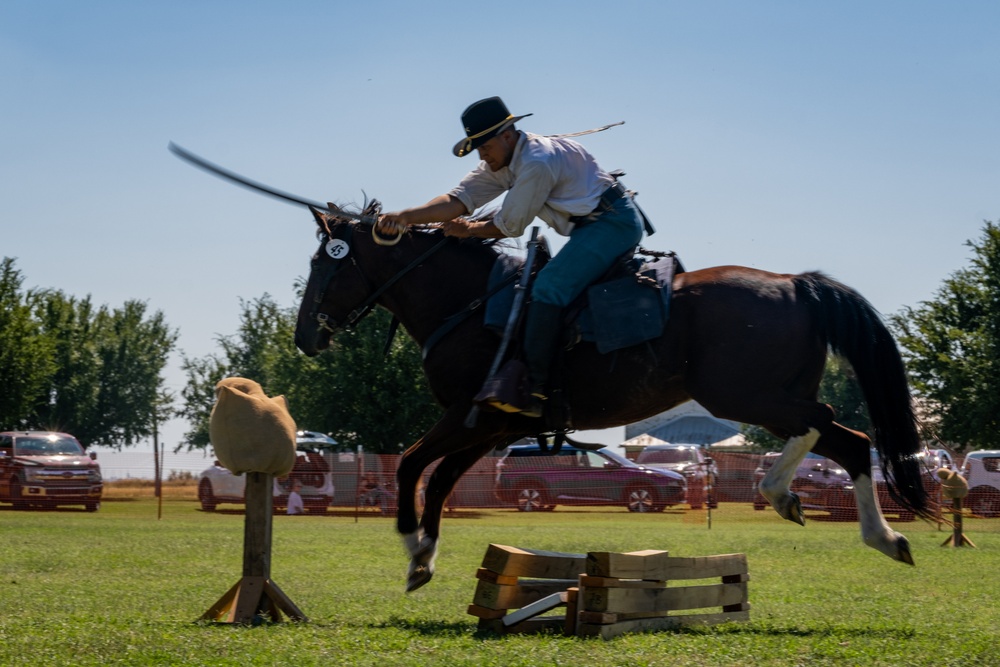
[168,142,334,211]
[169,143,404,247]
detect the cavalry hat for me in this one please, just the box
[452,96,532,157]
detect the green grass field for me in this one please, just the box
[1,495,997,666]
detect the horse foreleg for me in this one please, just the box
[395,409,507,592]
[759,428,821,525]
[395,416,464,588]
[405,439,507,592]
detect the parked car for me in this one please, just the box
[870,448,943,521]
[927,448,956,472]
[494,444,686,512]
[0,431,103,511]
[752,451,857,519]
[634,443,718,509]
[960,450,1000,517]
[753,447,939,521]
[198,430,337,513]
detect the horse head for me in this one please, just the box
[294,208,380,356]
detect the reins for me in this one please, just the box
[312,228,449,334]
[420,268,520,360]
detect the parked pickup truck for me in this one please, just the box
[0,431,103,511]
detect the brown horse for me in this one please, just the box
[294,214,931,591]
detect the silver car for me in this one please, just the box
[197,430,337,512]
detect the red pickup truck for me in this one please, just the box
[0,431,103,511]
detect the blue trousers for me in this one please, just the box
[531,194,645,307]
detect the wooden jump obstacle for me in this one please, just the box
[467,544,750,639]
[200,472,308,624]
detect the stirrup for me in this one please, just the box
[519,388,547,419]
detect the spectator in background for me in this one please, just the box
[359,471,395,514]
[286,478,305,515]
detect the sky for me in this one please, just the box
[2,1,998,473]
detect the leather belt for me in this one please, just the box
[569,181,628,225]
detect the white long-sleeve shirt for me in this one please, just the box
[286,490,305,515]
[449,132,614,237]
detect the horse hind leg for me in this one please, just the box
[813,424,915,565]
[758,427,821,525]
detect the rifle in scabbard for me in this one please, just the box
[464,226,541,428]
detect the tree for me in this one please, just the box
[0,258,54,428]
[290,308,441,453]
[0,259,178,447]
[179,295,441,454]
[31,292,178,448]
[891,221,1000,452]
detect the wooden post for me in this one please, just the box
[200,472,308,624]
[941,497,976,548]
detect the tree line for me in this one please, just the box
[2,220,998,454]
[0,257,176,448]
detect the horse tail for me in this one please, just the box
[794,272,930,519]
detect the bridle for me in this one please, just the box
[307,223,449,335]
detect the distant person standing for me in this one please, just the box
[286,478,305,515]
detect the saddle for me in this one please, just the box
[483,244,683,354]
[477,240,684,429]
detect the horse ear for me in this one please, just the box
[309,205,335,236]
[308,206,325,226]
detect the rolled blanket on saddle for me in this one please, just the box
[208,377,297,476]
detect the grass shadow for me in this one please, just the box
[369,616,478,637]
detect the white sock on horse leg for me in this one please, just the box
[759,427,820,503]
[853,474,893,546]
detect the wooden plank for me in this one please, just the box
[586,552,747,582]
[648,553,749,582]
[232,575,267,623]
[502,616,567,635]
[585,550,670,579]
[467,604,508,620]
[501,592,567,627]
[579,575,667,589]
[476,614,567,635]
[579,609,671,624]
[474,568,520,585]
[262,579,308,622]
[473,578,577,610]
[200,579,242,622]
[582,581,748,614]
[563,587,579,637]
[577,610,751,639]
[480,544,586,579]
[477,617,505,633]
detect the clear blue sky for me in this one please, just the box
[3,1,998,460]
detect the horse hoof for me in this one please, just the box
[406,565,433,592]
[893,535,915,566]
[774,493,805,526]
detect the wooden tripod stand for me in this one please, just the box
[200,472,308,624]
[941,497,976,548]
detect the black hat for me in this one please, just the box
[452,96,532,157]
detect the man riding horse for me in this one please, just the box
[378,96,646,417]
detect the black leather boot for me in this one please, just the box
[520,301,563,418]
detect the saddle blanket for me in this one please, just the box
[484,253,681,354]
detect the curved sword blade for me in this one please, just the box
[168,142,336,212]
